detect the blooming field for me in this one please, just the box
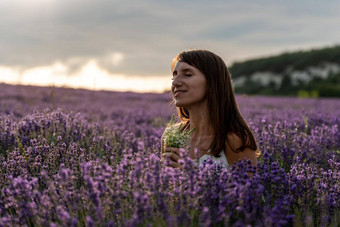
[0,83,339,226]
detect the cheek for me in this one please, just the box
[199,84,208,100]
[202,87,208,96]
[195,80,207,94]
[201,88,208,100]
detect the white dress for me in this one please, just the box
[197,150,230,169]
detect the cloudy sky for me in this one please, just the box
[0,0,339,92]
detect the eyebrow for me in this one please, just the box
[172,68,194,76]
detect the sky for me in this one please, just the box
[0,0,339,93]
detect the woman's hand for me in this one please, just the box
[161,147,183,170]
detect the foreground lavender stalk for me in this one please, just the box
[0,84,339,226]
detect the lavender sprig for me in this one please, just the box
[163,115,195,149]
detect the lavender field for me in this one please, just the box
[0,83,339,226]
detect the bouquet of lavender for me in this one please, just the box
[163,115,195,149]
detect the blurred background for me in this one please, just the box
[0,0,339,96]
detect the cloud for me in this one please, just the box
[106,53,124,66]
[0,0,339,79]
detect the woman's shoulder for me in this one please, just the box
[225,132,258,165]
[225,132,242,151]
[226,132,261,156]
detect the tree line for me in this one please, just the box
[229,45,340,97]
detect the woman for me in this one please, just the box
[161,49,258,169]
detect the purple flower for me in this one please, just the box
[0,84,339,226]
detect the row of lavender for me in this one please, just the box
[0,83,339,226]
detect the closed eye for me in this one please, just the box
[171,73,192,80]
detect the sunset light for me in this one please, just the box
[0,61,170,93]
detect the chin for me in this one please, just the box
[174,100,185,107]
[174,102,182,107]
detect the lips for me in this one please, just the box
[174,90,186,97]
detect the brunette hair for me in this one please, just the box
[171,49,257,157]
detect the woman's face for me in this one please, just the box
[171,61,207,108]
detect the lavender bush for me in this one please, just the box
[0,83,339,226]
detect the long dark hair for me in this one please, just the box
[171,49,257,157]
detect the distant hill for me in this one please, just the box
[229,45,340,97]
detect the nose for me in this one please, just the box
[172,76,183,87]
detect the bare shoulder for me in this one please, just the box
[226,132,243,151]
[225,132,258,166]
